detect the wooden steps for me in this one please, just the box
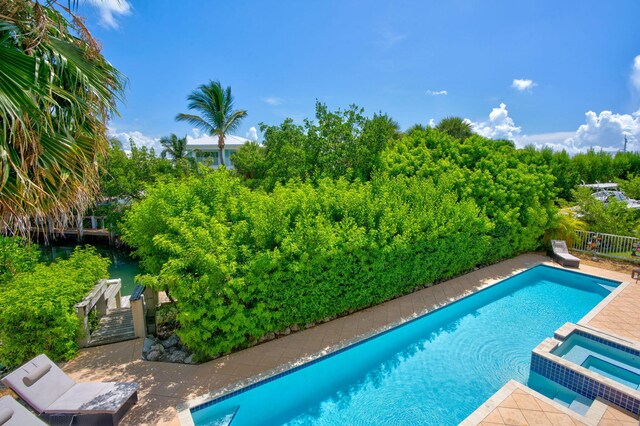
[87,308,136,347]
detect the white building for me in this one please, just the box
[186,134,251,169]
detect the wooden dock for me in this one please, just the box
[87,307,136,347]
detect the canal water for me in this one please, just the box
[40,242,141,296]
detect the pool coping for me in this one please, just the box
[176,261,626,425]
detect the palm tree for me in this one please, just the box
[435,117,474,141]
[159,134,189,161]
[0,1,125,234]
[175,81,247,166]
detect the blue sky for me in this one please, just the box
[82,0,640,153]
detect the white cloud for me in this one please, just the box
[84,0,131,28]
[428,118,436,128]
[426,90,448,96]
[108,129,161,152]
[512,79,536,92]
[246,127,258,141]
[515,110,640,154]
[261,97,283,106]
[632,55,640,91]
[470,103,522,140]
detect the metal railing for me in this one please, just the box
[572,230,640,262]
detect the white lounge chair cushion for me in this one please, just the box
[1,355,74,413]
[0,407,12,425]
[22,364,51,387]
[0,396,46,426]
[46,382,138,414]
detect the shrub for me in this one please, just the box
[0,236,40,285]
[0,247,109,368]
[124,172,494,358]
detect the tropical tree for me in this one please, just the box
[0,1,125,234]
[159,134,189,161]
[435,117,474,141]
[175,81,247,167]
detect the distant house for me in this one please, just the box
[186,134,251,169]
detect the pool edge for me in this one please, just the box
[176,259,625,425]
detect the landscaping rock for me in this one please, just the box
[290,324,300,332]
[184,354,196,364]
[161,334,180,349]
[146,350,162,361]
[143,337,156,354]
[168,350,188,363]
[149,343,165,354]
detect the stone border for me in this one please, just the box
[176,261,626,425]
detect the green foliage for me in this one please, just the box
[573,187,640,236]
[617,174,640,200]
[100,139,175,201]
[231,141,267,182]
[256,103,398,188]
[0,1,125,232]
[380,129,557,261]
[0,247,109,368]
[543,208,587,247]
[176,80,247,167]
[435,116,473,141]
[125,167,554,359]
[0,236,39,285]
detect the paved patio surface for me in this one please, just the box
[61,254,638,425]
[462,380,638,426]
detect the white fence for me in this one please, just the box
[572,230,640,262]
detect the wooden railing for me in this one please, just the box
[74,279,122,347]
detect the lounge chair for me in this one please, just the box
[0,396,46,426]
[551,240,580,268]
[1,354,138,425]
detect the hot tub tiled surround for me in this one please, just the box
[531,323,640,415]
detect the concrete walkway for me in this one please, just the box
[61,253,566,425]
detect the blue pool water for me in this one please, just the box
[192,265,619,426]
[552,333,640,390]
[527,372,593,415]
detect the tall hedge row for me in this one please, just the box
[0,247,109,368]
[123,129,556,359]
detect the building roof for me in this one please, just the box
[186,134,251,150]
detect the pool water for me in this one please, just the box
[527,372,593,415]
[192,266,619,426]
[552,333,640,390]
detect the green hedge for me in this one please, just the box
[124,173,489,359]
[123,129,557,360]
[0,246,109,368]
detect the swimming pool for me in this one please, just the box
[188,265,620,426]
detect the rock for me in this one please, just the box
[167,350,187,363]
[290,324,300,332]
[146,350,162,361]
[161,334,180,349]
[150,343,165,354]
[184,354,196,364]
[305,323,314,329]
[143,337,156,354]
[281,327,291,335]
